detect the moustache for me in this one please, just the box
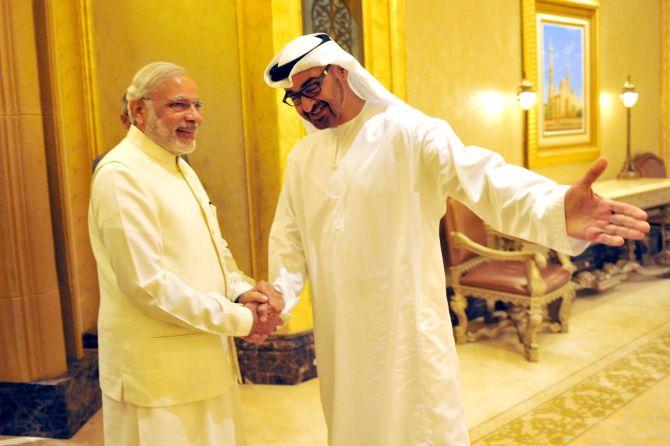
[306,101,330,116]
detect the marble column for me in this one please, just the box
[0,0,67,382]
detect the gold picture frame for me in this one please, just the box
[522,0,599,168]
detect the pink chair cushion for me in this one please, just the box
[460,261,571,295]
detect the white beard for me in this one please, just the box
[144,105,197,156]
[165,140,196,156]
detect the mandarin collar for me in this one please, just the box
[126,125,180,171]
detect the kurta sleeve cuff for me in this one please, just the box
[206,291,255,337]
[234,305,254,337]
[229,281,255,303]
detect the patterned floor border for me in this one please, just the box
[470,322,670,445]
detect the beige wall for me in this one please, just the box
[406,0,662,183]
[91,0,252,280]
[406,0,524,165]
[594,0,662,182]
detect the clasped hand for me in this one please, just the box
[238,281,285,343]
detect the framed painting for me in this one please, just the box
[522,0,599,168]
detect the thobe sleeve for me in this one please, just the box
[90,164,253,337]
[268,156,307,315]
[420,118,589,255]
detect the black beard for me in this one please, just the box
[307,101,333,128]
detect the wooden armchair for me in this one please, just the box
[443,198,575,362]
[633,152,667,178]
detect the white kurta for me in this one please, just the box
[269,102,587,446]
[89,126,254,445]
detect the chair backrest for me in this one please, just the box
[443,198,488,266]
[633,152,667,178]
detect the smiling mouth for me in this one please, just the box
[308,102,329,119]
[175,128,197,143]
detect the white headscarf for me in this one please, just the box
[264,33,407,131]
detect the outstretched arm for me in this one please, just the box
[565,157,650,245]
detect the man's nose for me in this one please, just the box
[300,96,317,113]
[184,106,202,124]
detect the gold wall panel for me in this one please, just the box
[362,0,406,100]
[236,0,311,334]
[662,0,670,167]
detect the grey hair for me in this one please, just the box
[125,62,187,124]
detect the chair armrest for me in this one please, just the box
[485,226,528,249]
[451,231,547,268]
[487,226,575,274]
[554,251,576,273]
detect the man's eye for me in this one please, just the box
[169,101,189,110]
[302,83,319,95]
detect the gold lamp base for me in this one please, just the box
[617,169,640,180]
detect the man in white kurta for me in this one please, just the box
[263,35,649,446]
[89,62,281,445]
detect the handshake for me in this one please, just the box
[238,281,285,344]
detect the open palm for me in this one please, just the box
[565,157,650,246]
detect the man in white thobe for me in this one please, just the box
[89,62,282,446]
[263,34,649,445]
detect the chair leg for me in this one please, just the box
[558,291,575,333]
[523,301,543,362]
[506,304,526,343]
[451,291,468,344]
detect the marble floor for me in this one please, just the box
[2,274,669,445]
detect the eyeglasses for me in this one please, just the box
[282,65,330,107]
[141,97,204,112]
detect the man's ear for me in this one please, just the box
[129,98,146,127]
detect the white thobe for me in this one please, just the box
[269,102,588,446]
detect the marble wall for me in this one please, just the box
[0,351,101,438]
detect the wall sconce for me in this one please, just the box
[617,75,640,179]
[517,77,537,110]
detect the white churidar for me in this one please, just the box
[101,387,245,446]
